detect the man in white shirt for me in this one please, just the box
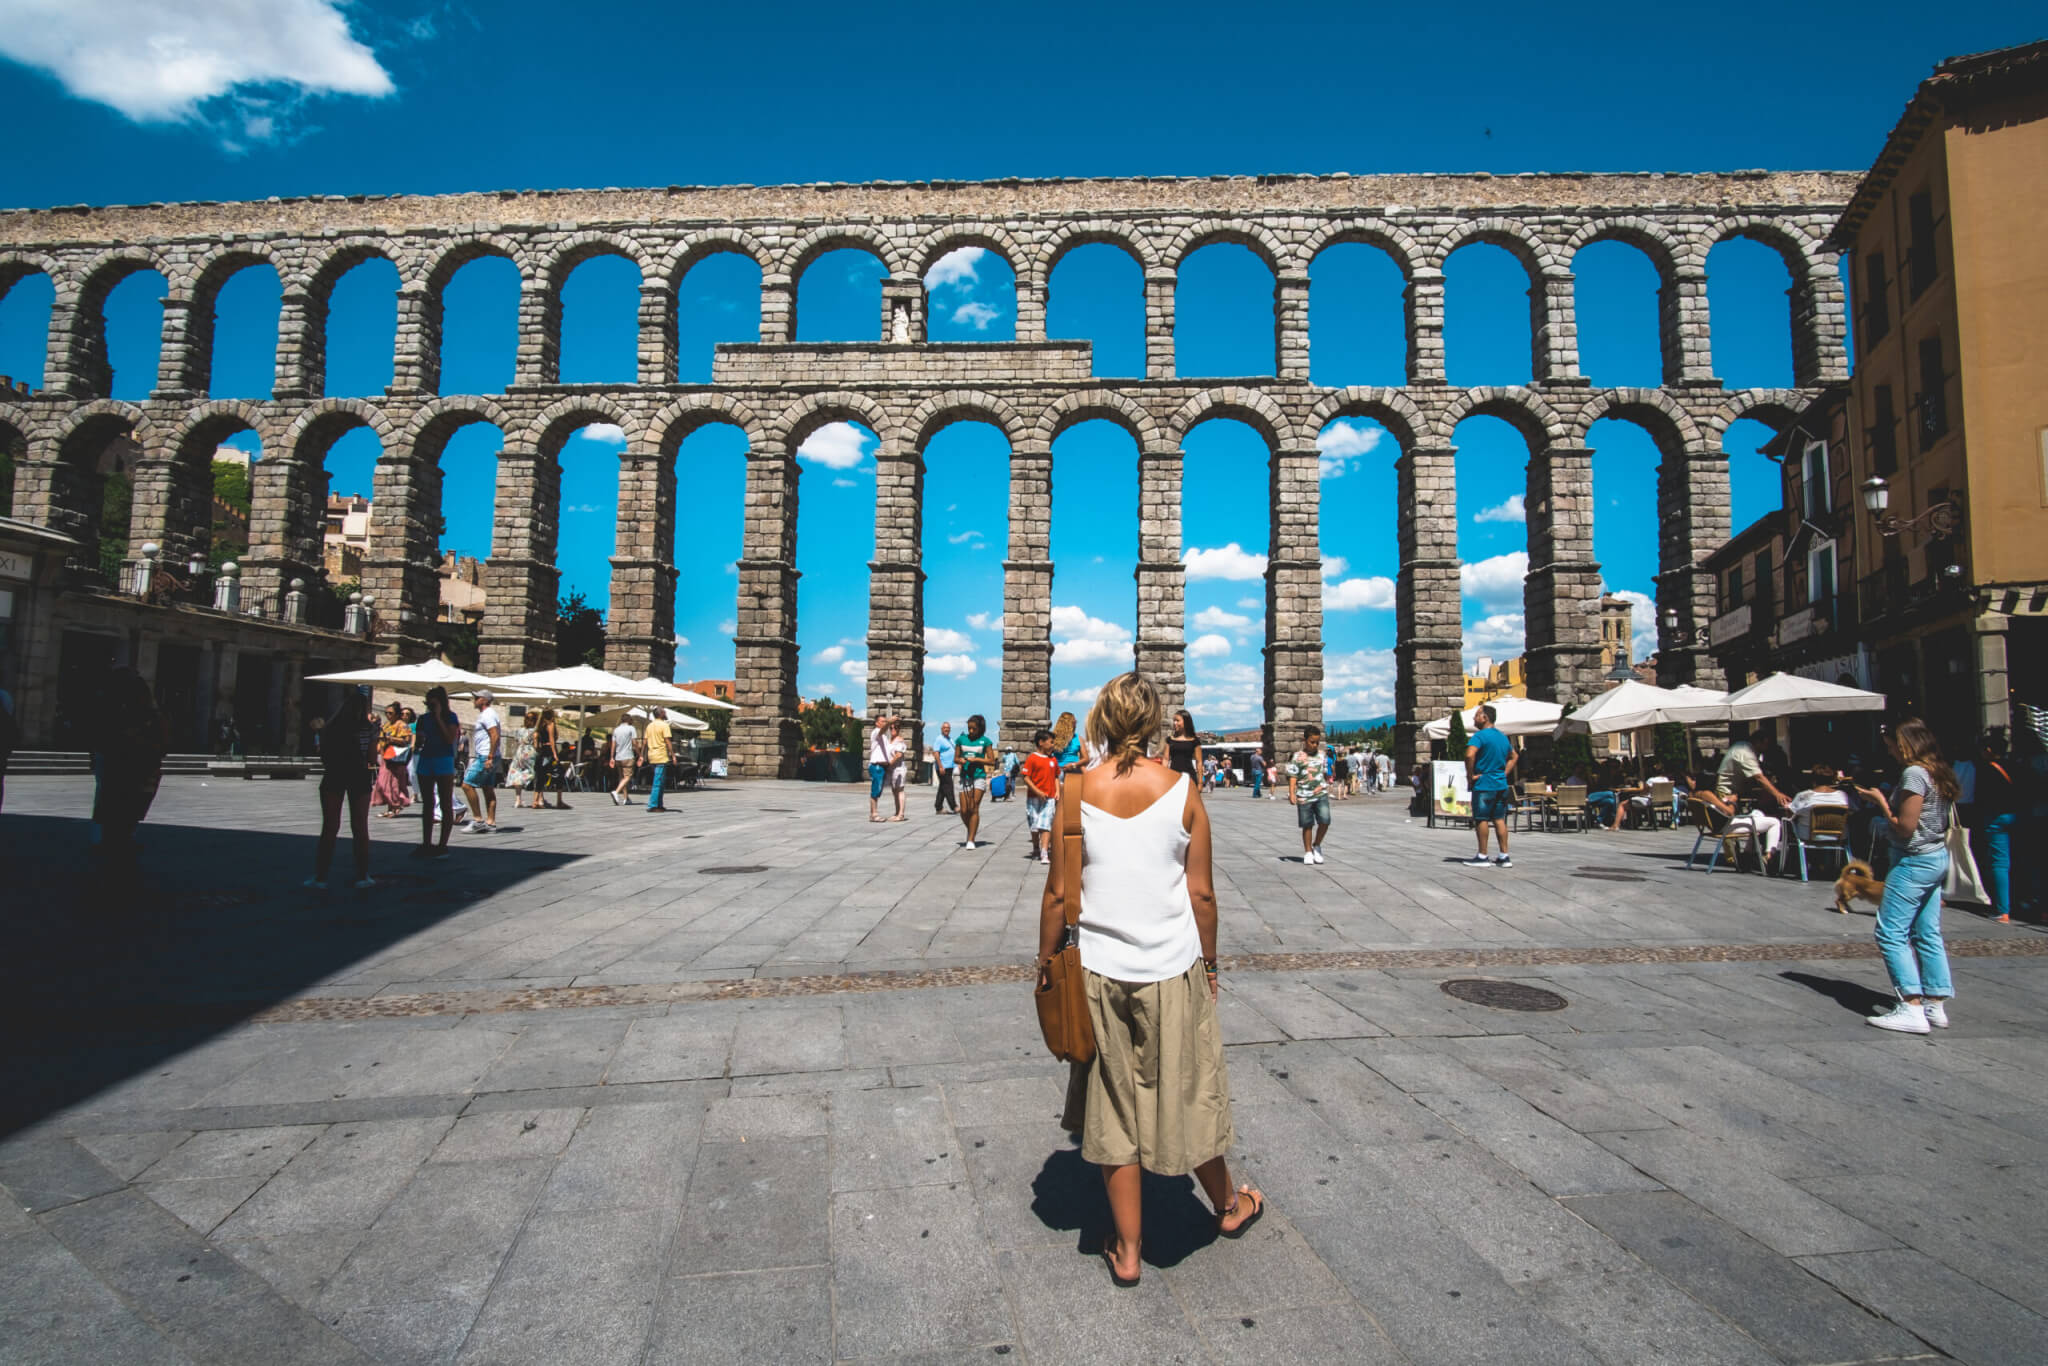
[462,690,501,832]
[1788,764,1853,841]
[609,717,639,806]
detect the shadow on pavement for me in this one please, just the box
[1778,970,1894,1016]
[1028,1147,1220,1270]
[0,813,583,1139]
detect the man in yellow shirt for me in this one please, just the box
[644,708,674,812]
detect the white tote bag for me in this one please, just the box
[1943,803,1992,906]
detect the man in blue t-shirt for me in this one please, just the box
[930,721,958,815]
[1463,704,1518,869]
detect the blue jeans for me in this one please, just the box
[1981,812,2015,916]
[1875,846,1952,999]
[1250,771,1263,797]
[646,761,668,810]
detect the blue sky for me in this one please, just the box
[0,2,2033,732]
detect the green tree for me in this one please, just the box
[555,592,606,668]
[1446,708,1469,757]
[802,695,855,750]
[209,459,252,567]
[1653,722,1692,776]
[211,460,251,515]
[698,708,732,743]
[98,472,131,570]
[1554,731,1596,781]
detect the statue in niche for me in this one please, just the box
[891,303,911,344]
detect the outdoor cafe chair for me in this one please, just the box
[1549,784,1590,833]
[1685,797,1765,873]
[1793,804,1853,882]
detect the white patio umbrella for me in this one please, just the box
[578,705,708,733]
[306,659,496,693]
[1722,672,1885,721]
[485,664,682,707]
[632,677,738,712]
[1556,679,1731,735]
[1422,696,1565,740]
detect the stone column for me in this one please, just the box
[638,281,677,386]
[1144,269,1176,380]
[1523,444,1604,704]
[1795,263,1850,386]
[1135,445,1185,721]
[273,289,318,399]
[730,447,801,778]
[1533,270,1583,384]
[1014,266,1048,343]
[1265,443,1324,754]
[606,446,677,679]
[1655,442,1730,691]
[43,291,101,397]
[1395,443,1462,771]
[361,445,442,663]
[153,296,202,398]
[1001,440,1053,746]
[10,436,95,545]
[126,450,211,578]
[867,438,924,745]
[882,275,925,344]
[758,276,795,345]
[389,285,439,395]
[1405,268,1447,385]
[478,449,559,674]
[1273,272,1311,381]
[1661,267,1717,386]
[514,283,559,387]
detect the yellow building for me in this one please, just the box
[1462,655,1527,708]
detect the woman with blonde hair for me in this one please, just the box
[1851,718,1963,1034]
[1037,671,1261,1287]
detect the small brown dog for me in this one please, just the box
[1834,859,1886,914]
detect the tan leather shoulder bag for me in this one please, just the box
[1034,771,1097,1064]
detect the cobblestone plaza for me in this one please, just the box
[3,777,2045,1363]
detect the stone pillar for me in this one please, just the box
[126,450,211,579]
[478,449,559,674]
[1404,268,1446,385]
[274,289,319,400]
[11,437,94,544]
[1135,445,1185,722]
[1655,442,1730,691]
[153,296,202,398]
[1523,444,1604,704]
[389,285,438,394]
[1014,266,1048,343]
[758,276,795,345]
[1002,440,1053,746]
[882,275,925,344]
[1533,271,1583,384]
[1274,273,1311,381]
[867,439,924,753]
[1265,444,1323,754]
[1144,269,1176,380]
[1395,443,1462,771]
[638,281,677,386]
[361,446,441,663]
[43,292,101,397]
[607,447,677,679]
[1661,267,1717,386]
[1795,263,1850,386]
[514,282,558,387]
[731,447,801,778]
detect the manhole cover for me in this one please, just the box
[1572,872,1647,883]
[699,865,769,875]
[1440,979,1570,1012]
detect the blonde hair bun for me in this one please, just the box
[1084,672,1163,775]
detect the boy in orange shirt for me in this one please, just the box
[1021,728,1060,864]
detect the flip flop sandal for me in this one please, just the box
[1218,1186,1265,1239]
[1101,1238,1139,1288]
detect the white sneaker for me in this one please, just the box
[1312,846,1326,865]
[963,841,975,851]
[302,877,326,890]
[1867,1002,1931,1034]
[1924,1000,1949,1029]
[467,820,484,833]
[352,877,376,890]
[1495,855,1513,869]
[1462,854,1493,868]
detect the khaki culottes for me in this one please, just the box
[1061,959,1235,1175]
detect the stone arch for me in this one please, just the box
[1433,387,1567,446]
[913,224,1026,281]
[658,227,774,287]
[1301,221,1423,280]
[400,395,514,461]
[770,390,895,450]
[649,393,767,456]
[526,394,638,455]
[296,238,395,298]
[1565,216,1683,279]
[56,399,156,461]
[781,224,904,280]
[420,234,533,294]
[1307,386,1426,452]
[171,398,271,462]
[1706,389,1809,441]
[1030,390,1163,450]
[1697,216,1818,277]
[1167,387,1296,448]
[1037,221,1161,277]
[542,231,655,289]
[1163,219,1290,274]
[1432,218,1561,276]
[185,242,288,300]
[286,397,395,461]
[1570,388,1702,452]
[905,391,1025,450]
[0,250,62,299]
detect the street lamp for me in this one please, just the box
[1862,475,1961,538]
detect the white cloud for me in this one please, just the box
[797,421,870,470]
[1324,647,1397,718]
[1183,543,1268,582]
[926,626,974,653]
[0,0,394,137]
[580,423,627,446]
[1320,555,1348,580]
[1050,605,1132,643]
[1055,638,1135,666]
[952,301,1000,330]
[925,653,977,677]
[562,503,602,514]
[718,619,737,636]
[1475,493,1526,524]
[923,246,985,290]
[1187,633,1232,659]
[1463,612,1527,669]
[832,477,856,488]
[980,657,1003,671]
[1316,420,1384,478]
[947,530,982,545]
[1053,686,1100,705]
[1184,660,1263,726]
[1324,576,1396,611]
[839,659,869,681]
[722,561,738,576]
[1605,586,1659,662]
[1236,597,1262,610]
[1192,606,1252,630]
[1461,551,1529,608]
[672,635,690,648]
[966,611,1004,632]
[814,644,846,665]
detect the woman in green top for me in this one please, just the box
[955,713,998,851]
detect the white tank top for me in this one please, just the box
[1076,772,1201,983]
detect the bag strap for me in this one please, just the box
[1061,770,1085,933]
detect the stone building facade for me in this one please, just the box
[0,172,1857,775]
